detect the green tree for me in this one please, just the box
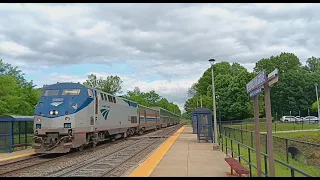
[123,88,181,115]
[305,56,320,73]
[184,61,253,120]
[0,60,40,116]
[83,74,123,95]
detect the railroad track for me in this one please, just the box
[48,124,183,177]
[0,153,66,176]
[0,124,184,177]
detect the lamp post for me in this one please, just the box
[217,95,221,135]
[315,83,320,121]
[209,58,218,144]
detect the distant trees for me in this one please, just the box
[83,74,123,95]
[83,75,181,115]
[122,87,181,115]
[0,60,181,116]
[0,59,41,116]
[184,52,320,120]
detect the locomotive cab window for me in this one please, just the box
[43,89,59,96]
[62,89,81,96]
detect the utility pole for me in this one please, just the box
[254,95,262,177]
[264,77,275,177]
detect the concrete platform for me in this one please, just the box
[0,147,35,162]
[129,125,230,177]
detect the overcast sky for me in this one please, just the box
[1,3,320,111]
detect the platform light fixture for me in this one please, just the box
[208,58,218,144]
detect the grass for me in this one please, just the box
[275,131,320,144]
[221,127,320,177]
[227,122,320,132]
[222,137,320,177]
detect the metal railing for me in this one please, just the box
[218,126,317,177]
[222,120,320,133]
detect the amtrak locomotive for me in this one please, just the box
[32,82,180,154]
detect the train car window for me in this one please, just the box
[108,95,113,102]
[113,97,116,103]
[87,89,93,98]
[43,89,59,96]
[135,116,137,123]
[104,94,107,101]
[62,89,81,96]
[100,93,104,100]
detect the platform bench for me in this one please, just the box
[12,143,29,148]
[224,157,250,177]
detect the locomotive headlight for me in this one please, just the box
[37,118,41,122]
[49,111,54,115]
[65,117,70,121]
[55,110,59,115]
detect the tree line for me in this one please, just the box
[183,52,320,121]
[84,74,181,114]
[0,59,181,116]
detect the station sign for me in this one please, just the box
[268,68,279,87]
[246,72,267,93]
[185,107,196,111]
[249,88,263,98]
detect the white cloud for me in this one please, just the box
[1,3,320,112]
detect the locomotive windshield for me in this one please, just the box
[43,89,59,96]
[62,89,81,96]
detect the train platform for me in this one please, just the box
[127,125,230,177]
[0,147,35,162]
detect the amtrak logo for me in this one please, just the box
[100,108,110,120]
[51,102,63,107]
[72,103,78,110]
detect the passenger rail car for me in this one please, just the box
[151,107,180,128]
[32,82,180,154]
[137,105,161,133]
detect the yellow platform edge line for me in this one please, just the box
[0,152,36,162]
[128,126,185,177]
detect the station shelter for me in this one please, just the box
[0,116,34,153]
[191,108,213,143]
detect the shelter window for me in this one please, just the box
[100,93,104,100]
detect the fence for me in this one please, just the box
[219,126,320,177]
[221,120,320,133]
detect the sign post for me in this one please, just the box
[246,69,278,177]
